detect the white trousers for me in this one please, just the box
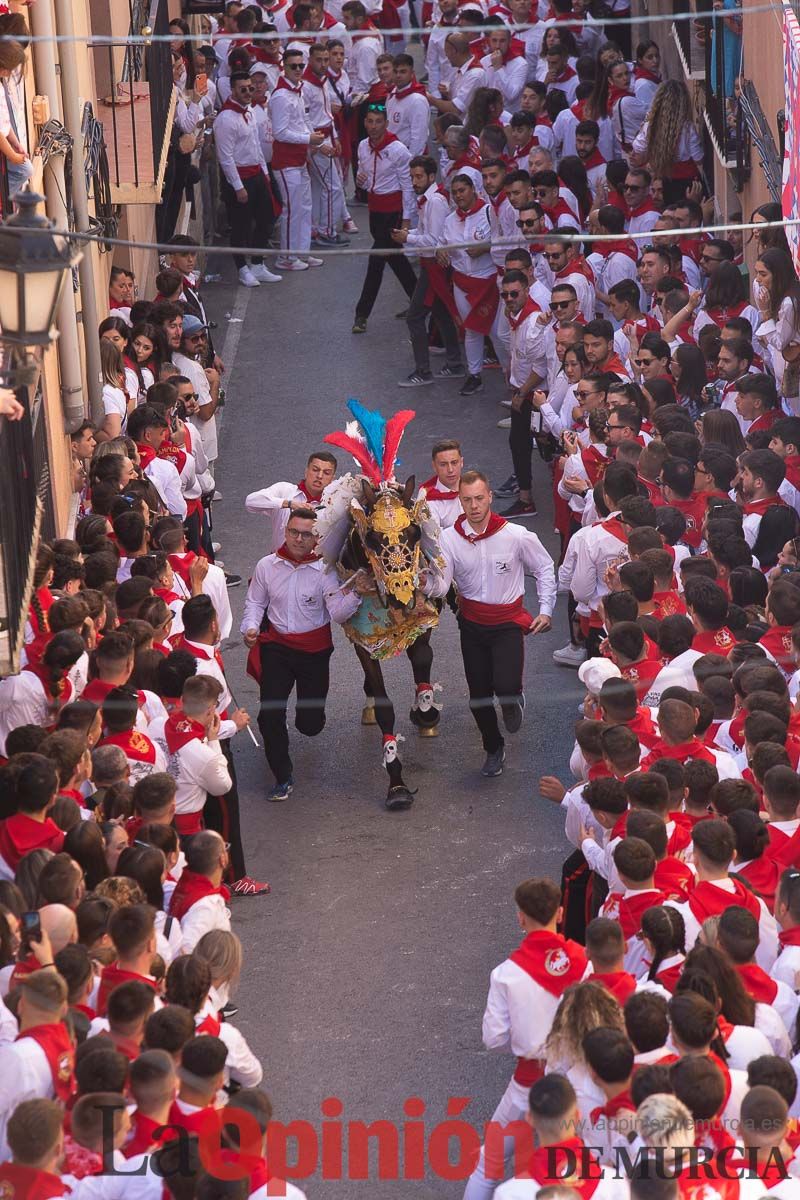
[274,165,312,255]
[491,297,511,372]
[454,283,487,377]
[308,151,347,237]
[462,1076,530,1200]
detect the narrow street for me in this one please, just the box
[205,234,580,1198]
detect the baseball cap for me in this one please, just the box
[578,657,622,695]
[182,315,208,337]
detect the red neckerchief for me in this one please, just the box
[735,961,778,1004]
[509,929,587,996]
[455,198,486,222]
[688,878,761,923]
[97,963,158,1017]
[653,589,687,618]
[625,197,658,219]
[507,297,542,331]
[600,515,628,544]
[275,543,319,565]
[656,957,685,992]
[588,970,637,1003]
[626,705,660,749]
[350,18,381,40]
[391,76,427,98]
[590,1089,635,1125]
[0,1164,68,1199]
[418,184,449,209]
[779,926,800,948]
[421,474,459,502]
[21,660,68,703]
[273,73,302,95]
[163,711,206,755]
[759,625,795,670]
[594,237,638,262]
[454,513,507,542]
[606,84,633,113]
[527,1137,601,1198]
[169,633,225,678]
[167,551,197,589]
[136,442,156,469]
[599,351,630,375]
[603,888,667,939]
[16,1022,75,1102]
[736,855,778,908]
[634,65,661,83]
[551,64,577,82]
[704,300,748,326]
[580,444,610,485]
[489,36,526,65]
[62,1135,104,1180]
[153,586,181,605]
[158,439,187,474]
[542,197,578,225]
[641,738,716,768]
[0,812,64,871]
[296,479,323,503]
[579,146,606,170]
[486,187,509,211]
[727,1148,797,1189]
[101,729,157,764]
[123,1111,167,1159]
[8,951,42,991]
[449,149,482,175]
[783,454,800,490]
[741,494,784,515]
[220,97,253,121]
[691,627,735,655]
[655,855,694,901]
[367,130,399,155]
[169,869,230,921]
[301,65,327,88]
[196,1010,222,1036]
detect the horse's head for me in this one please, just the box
[351,477,421,607]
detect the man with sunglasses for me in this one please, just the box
[214,72,283,288]
[241,508,362,803]
[500,269,548,518]
[269,49,327,272]
[542,235,595,322]
[529,169,578,230]
[622,168,659,236]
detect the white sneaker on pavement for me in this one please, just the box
[305,256,324,267]
[238,266,260,287]
[275,257,309,272]
[251,263,282,283]
[552,643,588,667]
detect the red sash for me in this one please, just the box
[458,596,533,631]
[0,813,64,871]
[0,1164,68,1199]
[735,961,778,1004]
[97,963,158,1018]
[587,970,637,1003]
[687,878,761,923]
[169,869,230,922]
[451,270,499,334]
[17,1022,75,1102]
[421,258,460,324]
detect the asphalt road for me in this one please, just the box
[204,225,582,1198]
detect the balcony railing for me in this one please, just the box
[672,0,706,79]
[92,0,176,204]
[703,2,743,175]
[0,367,47,676]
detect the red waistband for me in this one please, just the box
[263,625,333,653]
[368,190,402,212]
[238,164,263,179]
[514,1057,545,1086]
[459,596,531,629]
[272,142,308,169]
[175,812,204,836]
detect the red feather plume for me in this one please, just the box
[381,410,415,481]
[323,432,382,486]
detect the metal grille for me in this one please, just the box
[0,383,45,672]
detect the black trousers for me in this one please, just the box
[407,267,461,374]
[458,618,524,754]
[203,738,246,881]
[509,397,534,491]
[257,641,333,784]
[355,209,417,320]
[221,173,275,270]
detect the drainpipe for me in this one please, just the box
[52,0,104,429]
[30,0,86,433]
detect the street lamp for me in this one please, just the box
[0,188,82,349]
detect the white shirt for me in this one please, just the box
[480,49,528,111]
[345,30,383,93]
[441,203,494,278]
[168,553,232,642]
[174,890,231,955]
[245,480,335,551]
[268,77,313,160]
[406,183,450,258]
[148,716,232,827]
[357,134,416,220]
[0,1035,59,1160]
[195,998,263,1087]
[240,552,360,636]
[508,305,549,390]
[0,670,53,756]
[422,477,462,530]
[171,636,237,739]
[448,61,487,115]
[666,879,779,970]
[564,513,629,613]
[385,85,430,155]
[213,102,268,191]
[143,455,187,520]
[439,520,557,615]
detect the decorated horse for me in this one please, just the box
[315,400,445,810]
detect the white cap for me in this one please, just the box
[578,657,622,695]
[249,62,268,76]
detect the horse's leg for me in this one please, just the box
[406,630,440,735]
[354,644,415,810]
[358,655,377,726]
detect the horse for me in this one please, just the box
[315,472,444,810]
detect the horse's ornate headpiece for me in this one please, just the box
[323,398,415,486]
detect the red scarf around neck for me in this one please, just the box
[17,1022,75,1102]
[510,929,587,996]
[688,878,761,923]
[163,711,206,755]
[454,512,506,542]
[169,869,230,921]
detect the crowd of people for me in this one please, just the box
[2,0,800,1195]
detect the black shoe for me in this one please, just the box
[385,784,415,810]
[220,1001,239,1019]
[225,573,243,588]
[502,695,525,734]
[459,374,483,396]
[435,363,465,379]
[500,499,537,518]
[481,746,505,777]
[352,317,368,334]
[397,370,434,387]
[494,474,519,499]
[395,307,410,319]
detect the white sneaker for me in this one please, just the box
[552,643,588,667]
[305,256,324,267]
[238,266,260,288]
[251,263,282,283]
[275,256,309,272]
[212,541,222,552]
[497,417,511,429]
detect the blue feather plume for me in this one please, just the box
[346,398,386,469]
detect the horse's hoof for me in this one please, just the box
[418,725,439,738]
[361,705,377,726]
[385,785,415,811]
